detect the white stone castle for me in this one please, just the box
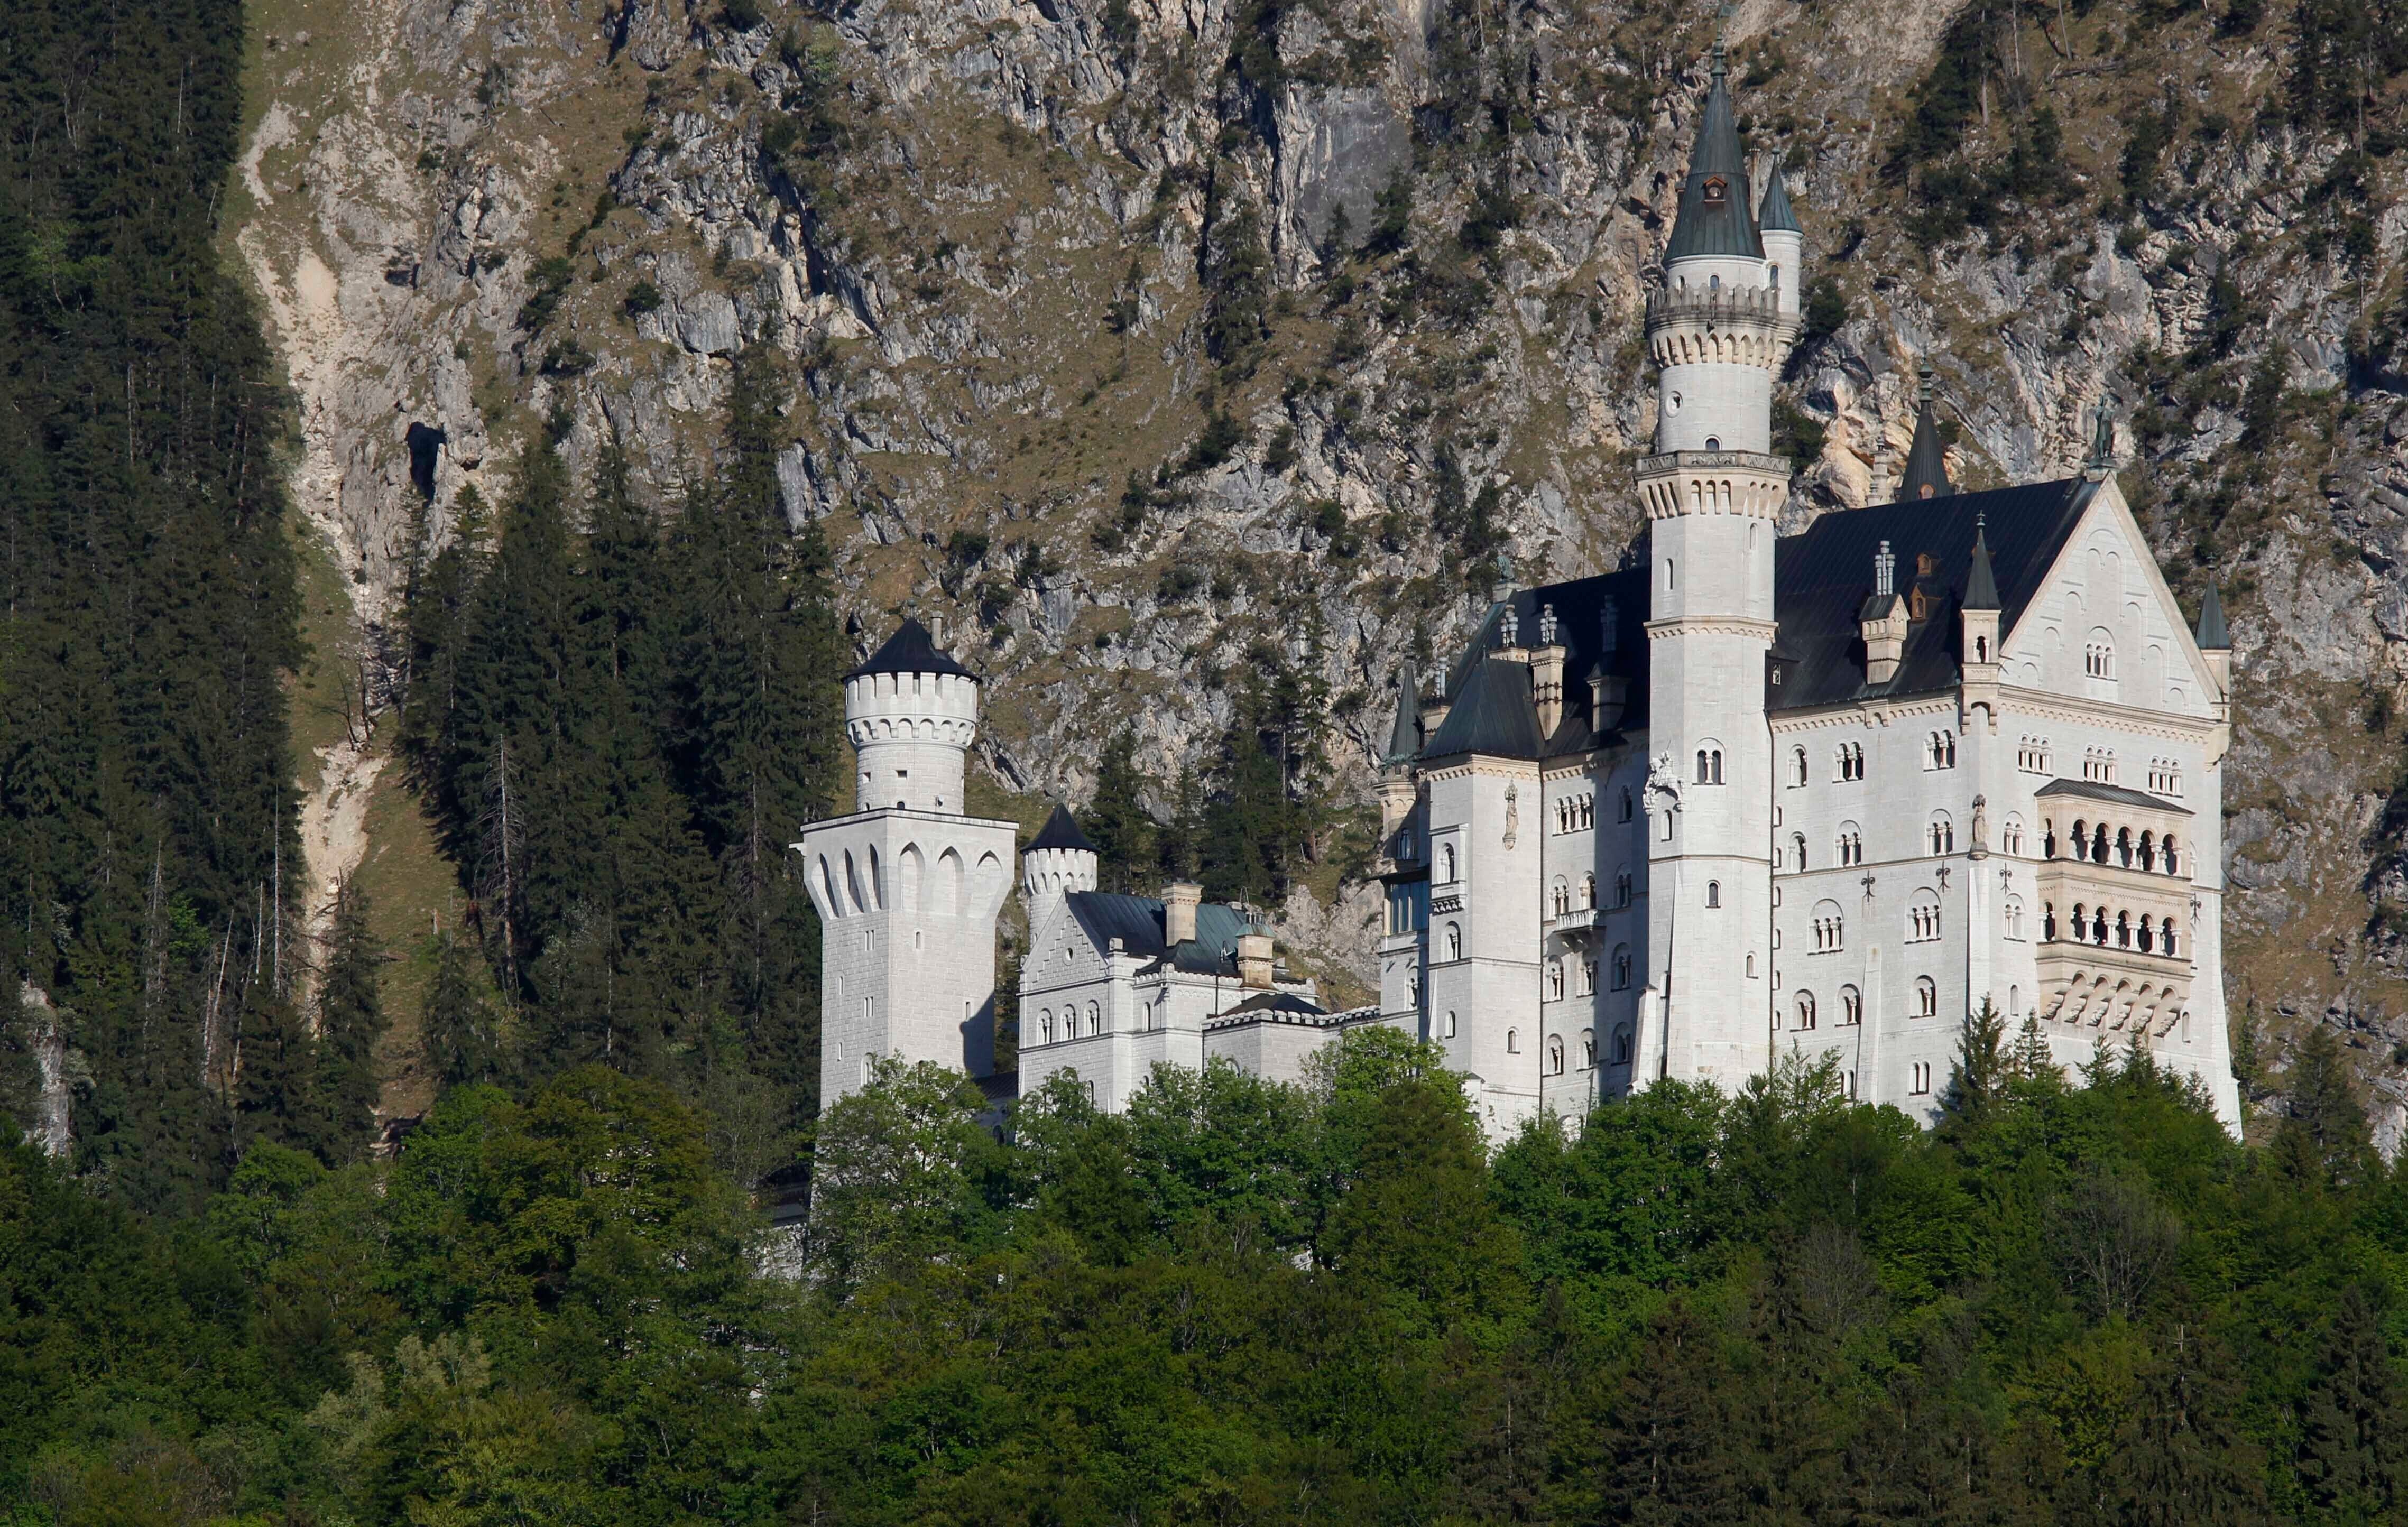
[798,50,2241,1135]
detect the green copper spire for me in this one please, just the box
[2195,579,2229,650]
[1664,45,1764,263]
[1757,162,1801,235]
[1896,365,1953,502]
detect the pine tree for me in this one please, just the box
[2109,1327,2270,1527]
[1590,1299,1751,1524]
[1084,729,1154,893]
[313,879,387,1160]
[421,933,505,1091]
[2274,1026,2376,1189]
[2299,1283,2406,1519]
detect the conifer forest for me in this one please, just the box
[24,0,2408,1521]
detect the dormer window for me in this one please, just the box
[1703,175,1728,206]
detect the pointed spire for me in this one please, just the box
[1384,661,1421,763]
[1665,45,1764,263]
[1896,364,1953,502]
[1028,803,1097,854]
[1964,513,2000,612]
[2195,579,2230,650]
[1758,162,1801,235]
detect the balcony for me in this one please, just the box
[1545,906,1603,942]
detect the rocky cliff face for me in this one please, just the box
[233,0,2408,1128]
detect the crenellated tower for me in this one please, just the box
[795,618,1019,1106]
[1635,47,1801,1088]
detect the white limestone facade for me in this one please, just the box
[1373,52,2241,1140]
[796,620,1017,1107]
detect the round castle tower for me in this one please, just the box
[1022,804,1099,932]
[845,617,980,814]
[1636,46,1804,1087]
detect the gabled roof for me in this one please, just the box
[1028,804,1095,854]
[1758,163,1801,235]
[2034,778,2193,817]
[1664,49,1764,263]
[846,617,976,682]
[1424,656,1544,760]
[1768,477,2099,710]
[1437,568,1652,756]
[2195,580,2229,649]
[1063,891,1251,976]
[1215,991,1327,1019]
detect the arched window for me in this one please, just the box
[2005,897,2025,940]
[1795,992,1817,1031]
[1907,891,1941,942]
[2163,836,2180,875]
[1705,880,1721,908]
[1551,879,1571,917]
[1792,746,1809,786]
[1911,1061,1932,1095]
[1812,900,1845,952]
[2162,918,2179,958]
[1915,976,1939,1017]
[1614,868,1633,908]
[1581,1029,1596,1067]
[1793,832,1808,870]
[1612,1025,1632,1063]
[1087,1001,1101,1036]
[1929,812,1954,855]
[1438,842,1457,883]
[2085,632,2116,679]
[1695,746,1725,785]
[2009,984,2020,1014]
[1836,823,1863,866]
[1619,788,1634,823]
[1580,872,1597,909]
[1040,1008,1055,1044]
[1507,1029,1521,1054]
[1665,558,1676,590]
[1442,1010,1457,1039]
[1547,962,1566,1001]
[1579,959,1597,995]
[1841,985,1862,1026]
[1547,1035,1566,1076]
[1611,945,1632,990]
[2003,816,2025,856]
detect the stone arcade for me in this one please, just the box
[796,49,2240,1135]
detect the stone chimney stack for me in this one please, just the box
[1236,926,1275,990]
[1530,603,1566,737]
[1163,881,1202,947]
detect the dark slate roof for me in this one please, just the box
[1425,657,1544,760]
[1896,376,1953,502]
[2034,778,2192,817]
[1758,164,1801,235]
[1430,568,1651,758]
[1384,661,1420,763]
[2195,580,2229,649]
[1215,990,1328,1019]
[1964,519,2000,612]
[1028,804,1095,854]
[1664,50,1763,263]
[1063,891,1251,976]
[1769,477,2097,710]
[846,617,976,682]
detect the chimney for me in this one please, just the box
[1588,596,1627,730]
[1530,601,1566,736]
[1163,881,1202,946]
[1237,925,1275,990]
[1422,667,1453,737]
[1862,540,1907,686]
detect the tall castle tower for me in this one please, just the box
[795,618,1019,1106]
[1634,48,1801,1087]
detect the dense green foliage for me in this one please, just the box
[0,0,314,1213]
[397,348,846,1147]
[9,1021,2408,1524]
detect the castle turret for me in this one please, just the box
[796,618,1019,1104]
[1022,804,1099,933]
[1634,47,1797,1088]
[1897,366,1953,502]
[1758,164,1803,321]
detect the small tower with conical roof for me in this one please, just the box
[1022,804,1099,934]
[2195,577,2231,702]
[1897,366,1954,502]
[1758,164,1803,322]
[795,617,1021,1105]
[1633,45,1798,1089]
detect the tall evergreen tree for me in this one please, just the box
[421,933,504,1091]
[1084,729,1155,893]
[2299,1283,2406,1520]
[313,879,387,1161]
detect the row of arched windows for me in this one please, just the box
[2083,640,2116,679]
[1695,748,1726,785]
[1836,742,1867,781]
[2017,736,2053,773]
[1926,731,1958,770]
[1034,1001,1104,1044]
[2082,747,2117,783]
[2045,902,2181,957]
[2146,758,2183,795]
[2046,818,2181,875]
[1787,986,1866,1031]
[1554,794,1596,832]
[1908,897,1941,942]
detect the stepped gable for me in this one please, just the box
[845,616,975,681]
[1059,891,1251,976]
[1028,803,1096,853]
[1769,477,2099,709]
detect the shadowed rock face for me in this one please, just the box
[236,0,2408,1113]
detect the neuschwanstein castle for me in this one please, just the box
[796,49,2242,1135]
